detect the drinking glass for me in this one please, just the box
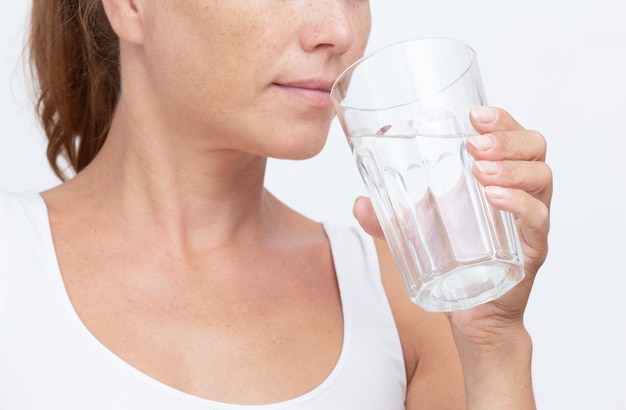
[331,38,524,312]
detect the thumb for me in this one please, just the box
[353,196,385,238]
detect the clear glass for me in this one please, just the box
[331,38,524,312]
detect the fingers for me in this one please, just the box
[470,106,524,133]
[472,150,552,274]
[467,129,547,162]
[352,196,385,239]
[468,106,546,162]
[473,159,553,206]
[467,106,552,206]
[483,186,550,273]
[468,106,552,275]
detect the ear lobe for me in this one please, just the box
[101,0,144,44]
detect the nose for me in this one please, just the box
[299,0,366,55]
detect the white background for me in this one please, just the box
[2,1,625,408]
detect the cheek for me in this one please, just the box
[145,31,263,114]
[350,2,372,60]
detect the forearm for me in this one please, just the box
[456,327,535,410]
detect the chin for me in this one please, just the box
[269,124,331,160]
[270,139,327,161]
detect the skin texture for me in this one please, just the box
[40,0,551,408]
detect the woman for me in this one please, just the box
[0,0,551,408]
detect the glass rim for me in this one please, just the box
[331,37,477,110]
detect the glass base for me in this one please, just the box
[412,262,524,312]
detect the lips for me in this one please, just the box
[278,78,334,92]
[273,79,335,109]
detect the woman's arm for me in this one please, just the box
[375,238,467,409]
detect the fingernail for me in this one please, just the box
[467,134,494,151]
[471,106,497,123]
[475,161,500,175]
[484,186,508,199]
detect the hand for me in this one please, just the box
[354,106,549,408]
[354,106,552,346]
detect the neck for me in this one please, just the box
[62,98,278,254]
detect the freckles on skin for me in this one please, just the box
[131,0,371,160]
[140,3,272,111]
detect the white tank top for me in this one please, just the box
[0,191,406,409]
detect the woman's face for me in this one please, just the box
[134,0,371,159]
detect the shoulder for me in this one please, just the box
[374,239,466,408]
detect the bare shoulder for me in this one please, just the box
[374,238,466,409]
